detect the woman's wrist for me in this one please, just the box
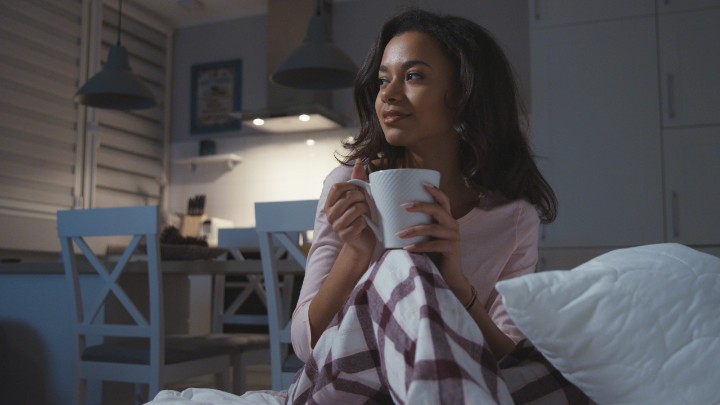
[443,273,474,304]
[463,285,477,310]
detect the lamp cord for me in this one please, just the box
[116,0,123,45]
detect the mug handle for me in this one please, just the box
[347,179,383,242]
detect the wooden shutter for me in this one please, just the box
[0,0,84,218]
[0,0,172,252]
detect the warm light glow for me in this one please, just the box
[298,114,311,122]
[252,118,265,126]
[241,113,341,133]
[305,139,316,146]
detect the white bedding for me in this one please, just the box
[147,243,719,405]
[496,243,720,404]
[148,388,286,405]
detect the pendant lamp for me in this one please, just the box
[271,0,357,90]
[74,0,157,110]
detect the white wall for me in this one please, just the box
[168,0,529,227]
[169,129,350,226]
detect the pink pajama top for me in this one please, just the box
[291,165,540,362]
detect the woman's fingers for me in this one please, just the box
[423,183,452,213]
[403,184,455,226]
[325,184,366,222]
[398,184,460,254]
[396,222,458,247]
[325,182,362,209]
[324,182,372,243]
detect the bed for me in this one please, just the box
[148,243,720,404]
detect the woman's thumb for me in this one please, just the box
[351,158,368,181]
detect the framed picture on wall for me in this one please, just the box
[190,59,242,134]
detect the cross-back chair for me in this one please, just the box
[214,228,268,331]
[254,199,318,390]
[210,227,271,393]
[57,205,235,404]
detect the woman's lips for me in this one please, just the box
[382,110,409,124]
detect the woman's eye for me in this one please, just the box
[406,72,422,81]
[377,77,389,86]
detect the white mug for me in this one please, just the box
[349,168,441,249]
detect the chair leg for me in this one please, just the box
[148,380,161,403]
[232,353,247,394]
[77,378,87,405]
[133,383,146,405]
[86,379,102,405]
[214,368,231,392]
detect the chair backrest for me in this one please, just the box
[254,199,318,390]
[212,228,267,332]
[57,206,165,366]
[217,227,260,261]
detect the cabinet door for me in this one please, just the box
[657,0,720,14]
[531,16,664,247]
[658,8,720,127]
[530,0,654,27]
[663,127,720,245]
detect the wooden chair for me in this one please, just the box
[255,199,318,390]
[214,228,268,330]
[57,205,235,404]
[210,227,271,393]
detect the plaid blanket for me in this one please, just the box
[287,250,590,405]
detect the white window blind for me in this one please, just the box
[0,0,172,252]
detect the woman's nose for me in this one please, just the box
[380,80,402,103]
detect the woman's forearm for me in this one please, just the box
[307,244,373,347]
[447,276,516,360]
[468,303,516,359]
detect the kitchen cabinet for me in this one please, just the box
[657,4,720,246]
[530,1,720,250]
[531,14,664,247]
[657,7,720,127]
[663,127,720,245]
[657,0,720,14]
[529,0,654,28]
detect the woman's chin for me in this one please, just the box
[383,130,410,147]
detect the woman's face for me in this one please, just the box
[375,30,457,151]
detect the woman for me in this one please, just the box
[284,8,588,405]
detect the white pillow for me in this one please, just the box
[496,243,720,405]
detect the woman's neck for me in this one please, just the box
[404,151,478,219]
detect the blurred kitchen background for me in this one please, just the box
[1,0,718,303]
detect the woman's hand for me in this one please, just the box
[308,160,377,346]
[324,159,376,255]
[397,184,465,285]
[399,185,516,359]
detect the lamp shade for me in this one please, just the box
[74,44,157,110]
[271,14,357,90]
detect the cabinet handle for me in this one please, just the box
[666,74,676,119]
[534,0,540,21]
[671,191,680,238]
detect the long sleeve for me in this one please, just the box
[458,200,540,344]
[290,165,353,362]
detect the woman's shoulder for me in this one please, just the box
[462,199,539,229]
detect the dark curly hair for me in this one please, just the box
[339,8,557,223]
